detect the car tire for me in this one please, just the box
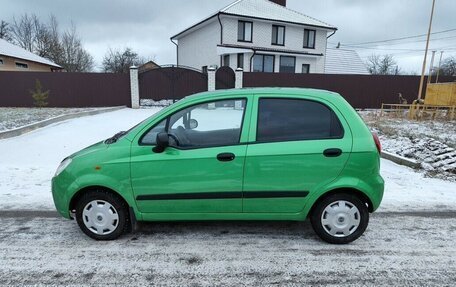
[310,193,369,244]
[75,190,130,240]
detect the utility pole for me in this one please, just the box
[417,0,436,100]
[435,51,444,83]
[427,50,436,84]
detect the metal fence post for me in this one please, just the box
[130,66,139,109]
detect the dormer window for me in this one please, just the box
[238,20,253,42]
[303,29,316,49]
[272,25,285,46]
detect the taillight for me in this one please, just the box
[372,132,382,153]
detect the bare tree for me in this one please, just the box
[438,56,456,76]
[33,16,52,58]
[8,14,93,72]
[47,15,63,63]
[10,14,36,51]
[60,24,94,72]
[0,20,12,41]
[366,54,401,75]
[102,47,147,73]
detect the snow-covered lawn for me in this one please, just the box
[0,107,105,132]
[0,107,454,212]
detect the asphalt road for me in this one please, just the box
[0,211,455,286]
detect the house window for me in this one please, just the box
[0,58,3,65]
[238,20,253,42]
[237,53,244,69]
[252,54,274,73]
[223,55,230,67]
[202,66,208,74]
[272,25,285,46]
[15,62,28,69]
[302,64,310,74]
[304,29,316,49]
[279,56,295,73]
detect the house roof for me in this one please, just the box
[325,48,369,75]
[172,0,336,40]
[0,38,62,68]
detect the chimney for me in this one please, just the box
[269,0,286,7]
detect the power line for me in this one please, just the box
[337,44,424,51]
[366,34,456,46]
[343,28,456,46]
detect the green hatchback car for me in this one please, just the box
[52,88,384,244]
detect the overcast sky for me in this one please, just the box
[1,0,455,73]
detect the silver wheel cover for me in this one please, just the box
[321,200,361,238]
[82,200,119,235]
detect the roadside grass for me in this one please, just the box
[359,110,456,181]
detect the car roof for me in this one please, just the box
[184,87,341,102]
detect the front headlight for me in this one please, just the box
[55,158,72,177]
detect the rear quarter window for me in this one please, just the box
[257,98,344,142]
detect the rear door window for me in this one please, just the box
[256,98,343,142]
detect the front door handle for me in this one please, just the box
[323,148,342,157]
[217,152,235,162]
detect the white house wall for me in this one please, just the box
[220,16,327,73]
[177,19,220,70]
[177,16,329,73]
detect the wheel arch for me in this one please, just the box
[69,185,131,214]
[307,187,374,219]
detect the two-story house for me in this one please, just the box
[171,0,337,74]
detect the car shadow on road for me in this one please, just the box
[133,220,318,239]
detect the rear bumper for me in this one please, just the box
[368,174,385,212]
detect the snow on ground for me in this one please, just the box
[1,211,455,285]
[379,159,456,212]
[360,110,456,181]
[0,107,102,132]
[359,110,456,146]
[0,108,159,210]
[0,107,454,211]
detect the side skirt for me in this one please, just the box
[140,212,307,222]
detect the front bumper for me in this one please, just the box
[51,174,75,219]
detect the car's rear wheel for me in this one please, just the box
[310,193,369,244]
[75,190,129,240]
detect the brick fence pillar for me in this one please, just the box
[235,68,243,89]
[207,66,216,92]
[129,66,139,109]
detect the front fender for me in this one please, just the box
[69,174,142,220]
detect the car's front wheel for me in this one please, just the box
[310,193,369,244]
[75,190,129,240]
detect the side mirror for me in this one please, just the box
[152,132,169,153]
[189,119,198,129]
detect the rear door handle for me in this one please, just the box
[217,152,235,162]
[323,148,342,157]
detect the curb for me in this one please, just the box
[381,150,421,169]
[0,106,126,140]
